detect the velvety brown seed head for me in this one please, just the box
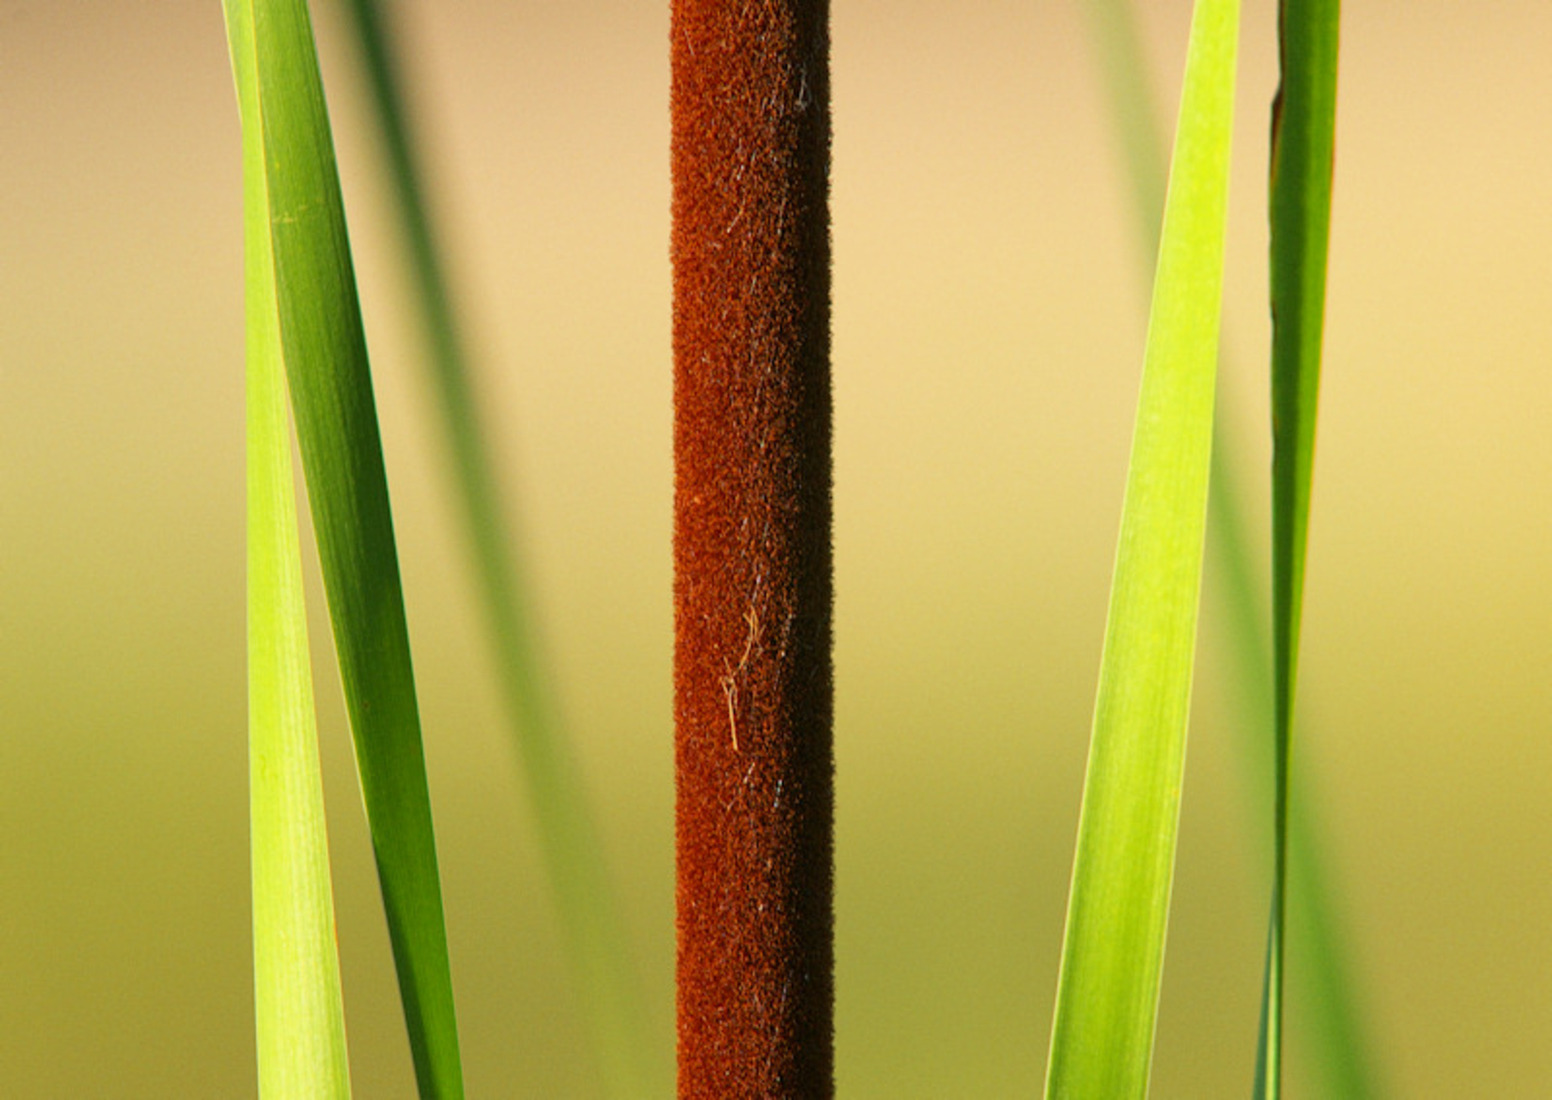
[671,1,832,1096]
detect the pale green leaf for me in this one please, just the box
[226,3,352,1094]
[1045,0,1239,1095]
[226,0,464,1095]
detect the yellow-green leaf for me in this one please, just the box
[1045,0,1239,1095]
[224,0,464,1095]
[227,2,352,1094]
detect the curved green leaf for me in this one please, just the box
[225,0,464,1095]
[227,5,352,1095]
[1045,1,1240,1095]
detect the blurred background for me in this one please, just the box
[2,0,1548,1095]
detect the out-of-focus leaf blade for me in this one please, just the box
[1044,1,1240,1095]
[1258,2,1341,1098]
[226,3,352,1095]
[333,2,664,1094]
[236,0,464,1095]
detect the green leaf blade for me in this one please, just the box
[1269,0,1339,788]
[1260,2,1341,1098]
[1045,0,1240,1095]
[236,1,464,1096]
[227,2,352,1095]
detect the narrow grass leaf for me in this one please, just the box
[226,5,352,1095]
[229,0,463,1095]
[1085,3,1380,1097]
[1258,3,1341,1098]
[1044,0,1239,1096]
[334,3,664,1093]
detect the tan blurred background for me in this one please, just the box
[2,1,1548,1095]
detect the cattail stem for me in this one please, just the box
[671,1,833,1096]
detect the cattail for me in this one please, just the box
[671,1,833,1095]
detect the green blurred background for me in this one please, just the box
[2,1,1547,1095]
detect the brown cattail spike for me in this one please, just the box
[671,1,833,1097]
